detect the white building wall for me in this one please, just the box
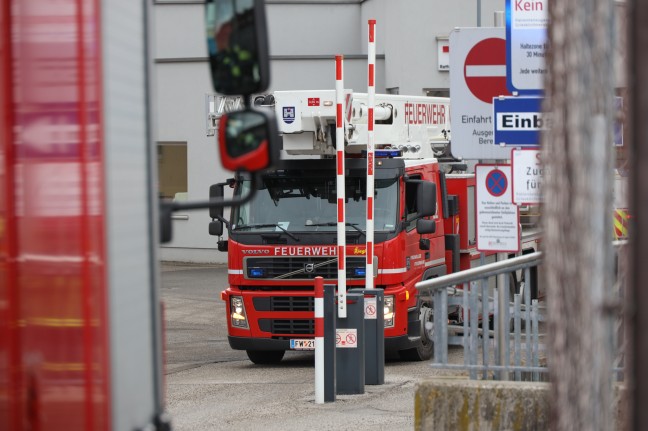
[267,4,363,56]
[153,0,504,263]
[380,0,505,95]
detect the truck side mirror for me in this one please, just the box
[218,109,278,172]
[161,0,274,245]
[205,0,279,174]
[205,0,270,96]
[209,184,225,236]
[416,181,437,217]
[209,184,225,219]
[209,221,224,236]
[416,219,436,235]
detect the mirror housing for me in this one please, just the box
[209,221,224,236]
[209,184,225,219]
[218,108,279,172]
[205,0,270,95]
[209,183,228,236]
[416,219,436,235]
[416,181,437,217]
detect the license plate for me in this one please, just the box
[289,339,315,350]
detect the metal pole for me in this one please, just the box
[335,55,347,318]
[497,253,509,379]
[416,251,543,291]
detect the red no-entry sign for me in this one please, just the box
[464,38,511,104]
[451,27,512,160]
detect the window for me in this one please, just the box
[232,175,399,233]
[157,142,188,201]
[404,175,422,222]
[424,88,450,98]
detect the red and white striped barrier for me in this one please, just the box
[314,277,324,403]
[336,55,348,317]
[366,20,376,290]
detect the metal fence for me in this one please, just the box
[415,252,549,381]
[416,249,627,381]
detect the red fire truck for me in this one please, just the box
[212,90,540,364]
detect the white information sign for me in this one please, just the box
[336,328,358,348]
[450,27,512,160]
[506,0,549,94]
[511,149,543,204]
[476,165,520,252]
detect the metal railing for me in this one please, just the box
[416,248,627,381]
[415,252,547,381]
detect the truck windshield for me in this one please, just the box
[232,175,398,232]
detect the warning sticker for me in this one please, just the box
[336,328,358,348]
[364,297,377,320]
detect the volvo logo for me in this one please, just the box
[242,250,270,255]
[304,263,315,273]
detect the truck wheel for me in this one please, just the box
[246,350,285,365]
[399,303,434,361]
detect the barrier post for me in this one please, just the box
[350,288,384,385]
[314,277,325,403]
[324,283,336,402]
[336,292,365,394]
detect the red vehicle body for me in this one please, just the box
[215,90,540,364]
[216,157,537,364]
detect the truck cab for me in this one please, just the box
[216,153,447,363]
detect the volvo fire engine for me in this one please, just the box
[211,90,540,364]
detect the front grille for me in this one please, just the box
[245,256,366,280]
[259,319,314,335]
[253,296,314,312]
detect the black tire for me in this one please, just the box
[399,303,434,361]
[246,350,285,365]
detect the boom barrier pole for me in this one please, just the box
[335,55,347,317]
[366,20,376,290]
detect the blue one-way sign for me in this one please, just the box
[493,96,544,147]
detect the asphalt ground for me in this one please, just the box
[161,262,465,431]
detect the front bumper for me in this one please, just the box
[228,334,419,352]
[228,336,292,351]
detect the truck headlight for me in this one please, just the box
[230,296,249,328]
[384,295,395,327]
